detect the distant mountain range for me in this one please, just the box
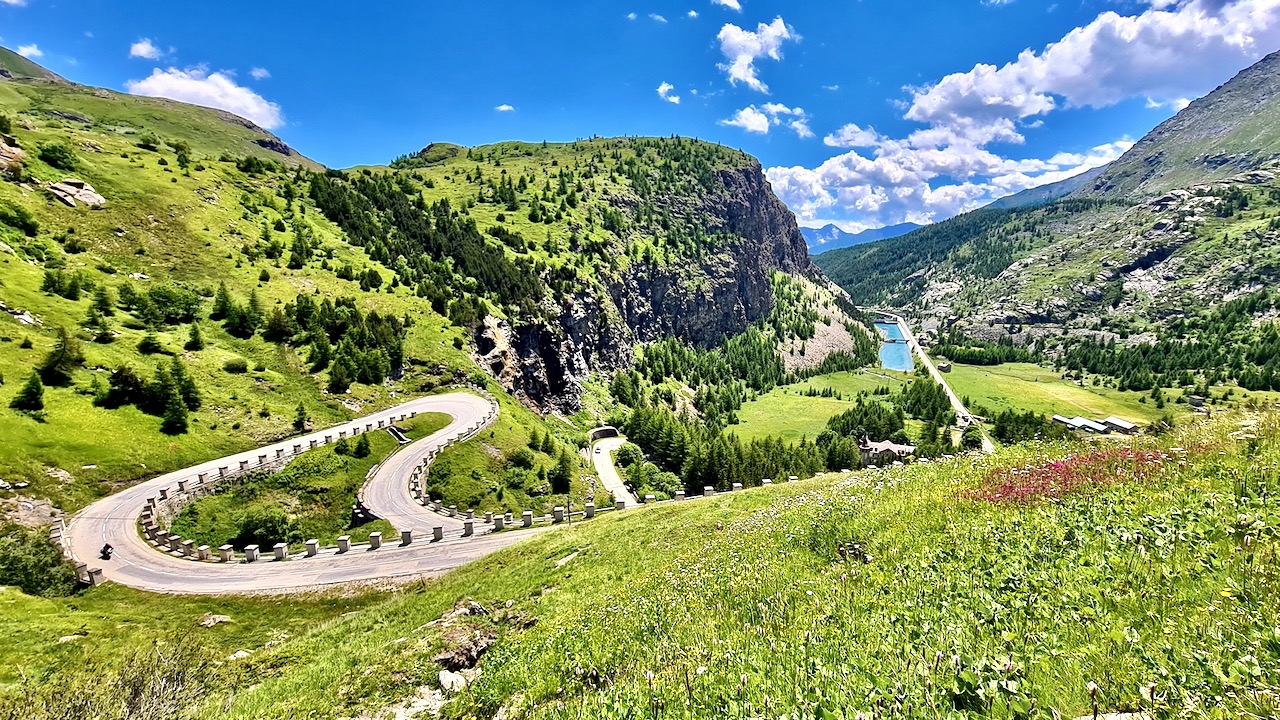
[801,222,923,252]
[984,165,1106,210]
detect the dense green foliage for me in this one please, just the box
[0,524,77,597]
[991,409,1076,444]
[310,173,543,316]
[1056,289,1280,391]
[933,330,1040,366]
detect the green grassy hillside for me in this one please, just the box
[0,51,835,523]
[5,411,1277,719]
[0,47,65,83]
[0,71,608,517]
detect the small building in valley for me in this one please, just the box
[1102,416,1139,435]
[937,361,952,373]
[1052,415,1111,434]
[860,438,917,464]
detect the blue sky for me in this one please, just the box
[4,0,1279,235]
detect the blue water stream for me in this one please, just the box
[875,321,915,372]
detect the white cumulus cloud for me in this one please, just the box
[907,0,1280,129]
[823,123,883,148]
[495,103,515,112]
[716,16,795,93]
[250,67,270,80]
[720,106,770,133]
[649,13,667,22]
[721,103,813,137]
[688,10,699,18]
[125,67,284,129]
[129,38,163,60]
[657,82,680,104]
[712,0,741,9]
[16,43,40,58]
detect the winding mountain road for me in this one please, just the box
[591,436,637,508]
[66,392,544,595]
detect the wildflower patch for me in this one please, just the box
[968,448,1175,504]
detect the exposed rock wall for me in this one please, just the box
[477,162,814,414]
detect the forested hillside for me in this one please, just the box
[814,50,1280,400]
[0,48,878,524]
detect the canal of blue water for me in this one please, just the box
[874,321,915,372]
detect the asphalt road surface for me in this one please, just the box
[591,435,636,507]
[66,392,544,594]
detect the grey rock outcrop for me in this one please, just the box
[477,161,814,413]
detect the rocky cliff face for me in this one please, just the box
[477,162,814,414]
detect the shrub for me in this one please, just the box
[614,442,644,468]
[0,200,39,237]
[146,285,202,325]
[0,523,78,596]
[37,141,78,170]
[233,506,300,549]
[507,447,535,470]
[223,358,249,374]
[352,434,371,458]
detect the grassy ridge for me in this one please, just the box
[0,77,607,516]
[0,582,389,686]
[3,412,1257,719]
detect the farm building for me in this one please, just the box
[1102,416,1139,435]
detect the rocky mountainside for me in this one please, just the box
[1080,50,1280,199]
[816,50,1280,350]
[370,140,817,412]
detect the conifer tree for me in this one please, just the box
[309,333,332,371]
[247,289,264,328]
[211,282,232,320]
[293,402,308,431]
[185,323,205,351]
[91,285,114,316]
[352,433,371,458]
[38,327,84,387]
[160,382,188,435]
[9,372,44,412]
[169,357,200,410]
[550,450,573,495]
